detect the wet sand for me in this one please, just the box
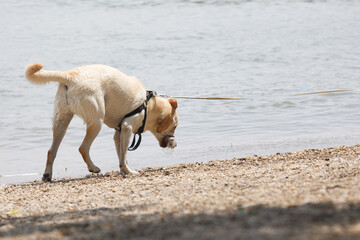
[1,145,360,239]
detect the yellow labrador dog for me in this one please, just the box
[26,63,178,182]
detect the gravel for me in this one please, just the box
[1,145,360,239]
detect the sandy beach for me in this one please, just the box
[1,144,360,239]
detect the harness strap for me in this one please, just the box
[128,133,142,151]
[116,90,156,151]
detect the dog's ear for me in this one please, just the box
[168,99,177,109]
[157,114,171,133]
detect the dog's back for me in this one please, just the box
[26,64,146,128]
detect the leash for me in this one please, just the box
[293,89,352,96]
[158,89,354,101]
[158,95,249,100]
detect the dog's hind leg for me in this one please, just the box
[79,120,102,174]
[43,110,74,182]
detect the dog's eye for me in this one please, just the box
[174,125,177,130]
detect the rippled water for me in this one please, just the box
[1,0,360,184]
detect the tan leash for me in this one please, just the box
[293,89,352,96]
[159,89,353,101]
[159,95,249,100]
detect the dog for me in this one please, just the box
[25,63,178,182]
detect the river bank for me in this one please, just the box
[1,145,360,239]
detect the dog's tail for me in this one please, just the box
[25,63,71,85]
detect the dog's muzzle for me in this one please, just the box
[161,136,177,148]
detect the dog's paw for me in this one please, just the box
[128,169,139,175]
[89,166,101,173]
[42,173,52,182]
[120,168,139,175]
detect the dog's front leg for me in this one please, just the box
[114,125,138,175]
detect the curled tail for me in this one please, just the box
[25,63,70,85]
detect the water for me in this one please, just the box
[1,0,360,185]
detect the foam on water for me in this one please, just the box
[163,147,175,155]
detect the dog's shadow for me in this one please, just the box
[16,172,127,187]
[14,167,168,187]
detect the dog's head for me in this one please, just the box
[150,98,178,149]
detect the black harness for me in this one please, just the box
[116,90,156,151]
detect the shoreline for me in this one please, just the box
[1,145,360,239]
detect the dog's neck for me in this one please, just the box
[144,97,156,132]
[144,97,167,133]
